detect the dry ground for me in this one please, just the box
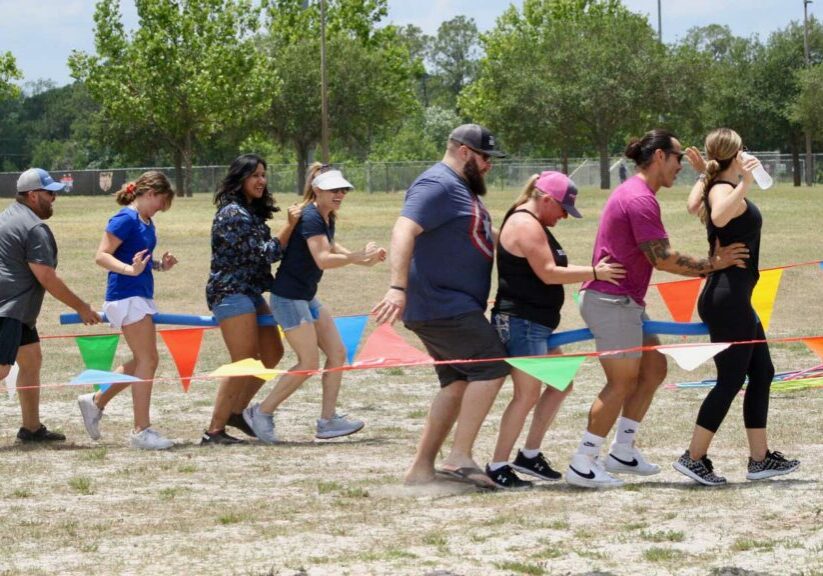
[0,182,821,576]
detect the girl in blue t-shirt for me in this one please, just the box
[77,171,177,450]
[244,163,386,443]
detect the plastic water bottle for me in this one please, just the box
[741,152,773,190]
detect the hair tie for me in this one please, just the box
[126,182,136,195]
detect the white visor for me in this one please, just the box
[313,170,353,191]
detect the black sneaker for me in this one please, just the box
[227,412,257,438]
[746,450,800,480]
[485,464,533,491]
[672,450,726,486]
[17,424,66,443]
[199,429,246,446]
[511,450,562,481]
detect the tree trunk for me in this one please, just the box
[561,146,569,175]
[295,141,311,195]
[183,131,194,197]
[173,149,185,198]
[791,140,801,187]
[598,140,610,190]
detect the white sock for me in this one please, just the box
[576,431,604,457]
[520,448,540,459]
[488,461,509,472]
[615,417,640,446]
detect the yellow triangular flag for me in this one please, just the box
[751,269,783,331]
[210,358,281,381]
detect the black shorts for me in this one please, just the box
[0,317,39,365]
[405,310,510,388]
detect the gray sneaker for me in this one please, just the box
[78,392,103,440]
[244,403,278,444]
[316,413,365,439]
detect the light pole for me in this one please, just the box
[657,0,662,44]
[320,0,330,164]
[803,0,813,186]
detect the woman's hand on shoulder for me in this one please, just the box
[287,203,302,226]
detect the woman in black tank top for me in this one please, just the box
[674,129,799,485]
[484,171,626,489]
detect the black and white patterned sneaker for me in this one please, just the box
[672,450,726,486]
[746,450,800,481]
[511,450,562,481]
[485,464,534,491]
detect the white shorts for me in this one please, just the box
[103,297,157,329]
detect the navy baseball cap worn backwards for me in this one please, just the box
[16,168,65,194]
[449,123,507,158]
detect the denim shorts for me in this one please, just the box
[492,312,556,357]
[212,293,266,323]
[270,293,322,331]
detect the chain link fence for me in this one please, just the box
[1,154,819,197]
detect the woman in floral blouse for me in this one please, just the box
[201,154,300,445]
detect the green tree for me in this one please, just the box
[788,63,823,150]
[428,15,480,111]
[70,0,263,195]
[0,52,21,100]
[464,0,665,187]
[261,0,416,191]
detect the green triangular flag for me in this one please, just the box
[75,335,120,391]
[572,290,580,306]
[506,355,586,391]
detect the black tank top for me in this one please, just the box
[493,208,568,328]
[705,180,761,285]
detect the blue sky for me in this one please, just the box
[1,0,820,87]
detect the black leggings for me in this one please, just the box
[696,274,774,433]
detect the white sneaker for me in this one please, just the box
[565,453,624,488]
[77,393,103,440]
[605,442,661,476]
[130,427,174,450]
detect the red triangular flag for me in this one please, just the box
[354,324,432,366]
[160,328,204,392]
[656,278,702,323]
[802,337,823,362]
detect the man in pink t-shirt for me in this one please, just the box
[565,129,749,489]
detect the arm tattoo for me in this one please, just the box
[639,238,712,276]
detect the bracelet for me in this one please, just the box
[697,174,707,182]
[389,285,406,292]
[592,266,598,281]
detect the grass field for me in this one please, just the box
[0,181,821,576]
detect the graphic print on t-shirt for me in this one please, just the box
[469,195,494,260]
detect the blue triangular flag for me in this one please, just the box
[70,369,142,387]
[333,315,369,365]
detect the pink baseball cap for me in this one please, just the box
[535,171,581,218]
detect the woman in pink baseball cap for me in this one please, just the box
[485,171,625,490]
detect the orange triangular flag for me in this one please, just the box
[160,328,204,392]
[802,337,823,362]
[656,278,702,323]
[354,324,433,366]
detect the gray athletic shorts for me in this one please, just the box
[579,289,656,359]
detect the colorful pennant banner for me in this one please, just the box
[2,363,18,399]
[160,328,204,392]
[75,334,120,392]
[751,269,783,331]
[210,358,281,381]
[506,355,586,391]
[657,343,731,371]
[656,278,702,323]
[354,324,432,366]
[333,315,369,365]
[70,369,142,386]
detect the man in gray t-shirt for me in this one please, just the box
[0,168,100,443]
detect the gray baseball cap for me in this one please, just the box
[17,168,65,193]
[449,123,507,158]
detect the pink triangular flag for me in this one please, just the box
[658,343,731,371]
[354,324,433,366]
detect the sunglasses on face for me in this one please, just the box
[464,145,491,164]
[666,150,685,164]
[37,189,57,198]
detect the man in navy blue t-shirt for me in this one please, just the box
[373,124,510,488]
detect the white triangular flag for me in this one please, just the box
[658,343,731,371]
[3,363,19,399]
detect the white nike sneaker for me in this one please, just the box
[565,453,624,488]
[605,442,661,475]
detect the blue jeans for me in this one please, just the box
[212,293,266,322]
[492,312,555,357]
[270,293,322,331]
